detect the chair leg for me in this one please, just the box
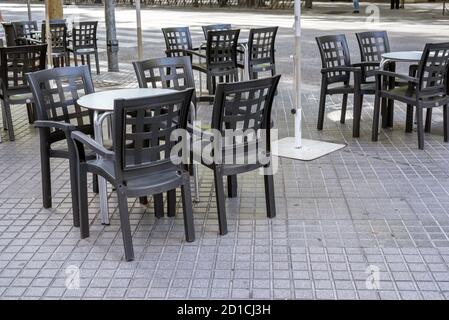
[65,52,70,67]
[117,190,134,261]
[94,50,100,75]
[92,174,99,193]
[3,100,15,141]
[317,82,327,130]
[26,102,35,124]
[167,189,176,217]
[73,52,78,66]
[81,55,85,65]
[416,106,424,150]
[153,193,164,218]
[444,105,449,143]
[372,91,381,141]
[40,145,52,209]
[227,175,237,198]
[181,175,195,242]
[139,196,148,205]
[353,94,363,138]
[78,164,90,239]
[86,54,92,74]
[264,169,276,218]
[425,108,432,133]
[405,104,413,133]
[213,169,227,235]
[1,100,7,130]
[340,93,348,124]
[68,143,81,227]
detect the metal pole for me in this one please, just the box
[105,0,119,72]
[27,0,32,21]
[135,0,143,60]
[293,0,302,148]
[45,0,53,68]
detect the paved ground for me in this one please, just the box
[0,2,449,299]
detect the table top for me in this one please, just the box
[77,88,176,111]
[381,51,422,62]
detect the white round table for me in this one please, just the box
[77,88,199,224]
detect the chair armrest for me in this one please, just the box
[34,120,76,133]
[321,66,361,74]
[373,70,418,83]
[71,131,115,159]
[352,62,380,68]
[185,49,206,59]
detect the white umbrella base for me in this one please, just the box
[272,137,346,161]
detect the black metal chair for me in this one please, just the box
[0,44,47,140]
[193,75,281,235]
[11,21,39,45]
[72,89,196,261]
[372,42,449,149]
[201,24,232,40]
[239,27,278,80]
[42,21,70,67]
[26,66,99,229]
[189,29,240,97]
[316,34,377,137]
[68,21,100,75]
[133,56,197,218]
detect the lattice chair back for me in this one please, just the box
[26,66,94,138]
[202,24,232,40]
[0,44,46,92]
[206,29,240,75]
[133,56,195,90]
[356,31,390,77]
[316,34,352,84]
[248,27,278,74]
[113,89,194,182]
[417,42,449,99]
[162,27,193,57]
[211,75,281,157]
[72,21,98,50]
[42,22,68,53]
[11,21,39,45]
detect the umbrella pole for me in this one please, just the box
[135,0,143,60]
[45,0,53,68]
[293,0,302,148]
[27,0,32,21]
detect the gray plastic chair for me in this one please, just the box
[133,56,197,218]
[26,66,99,229]
[11,21,39,45]
[0,44,47,140]
[42,21,70,67]
[372,42,449,149]
[193,75,281,235]
[69,21,100,74]
[71,89,196,261]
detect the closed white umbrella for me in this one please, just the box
[273,0,345,161]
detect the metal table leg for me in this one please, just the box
[93,110,113,225]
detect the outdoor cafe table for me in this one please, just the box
[77,88,199,225]
[379,51,422,128]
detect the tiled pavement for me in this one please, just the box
[1,2,449,300]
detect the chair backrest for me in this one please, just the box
[316,34,351,84]
[11,21,39,45]
[202,24,232,40]
[0,44,46,92]
[356,31,390,63]
[133,56,195,90]
[113,89,194,182]
[416,42,449,99]
[42,22,67,52]
[211,75,281,154]
[26,66,94,138]
[161,27,193,57]
[248,27,278,68]
[206,29,240,72]
[72,21,98,50]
